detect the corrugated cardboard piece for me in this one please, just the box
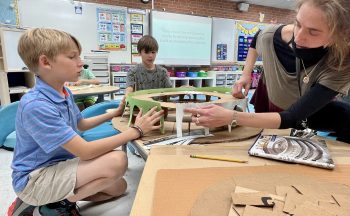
[151,165,350,216]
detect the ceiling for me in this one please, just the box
[228,0,296,10]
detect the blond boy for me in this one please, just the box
[9,28,162,215]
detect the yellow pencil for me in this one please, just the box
[190,155,248,163]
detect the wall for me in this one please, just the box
[84,0,296,24]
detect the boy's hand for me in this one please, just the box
[134,107,164,134]
[114,97,126,116]
[73,80,83,86]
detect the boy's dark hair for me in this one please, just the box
[83,64,89,69]
[137,35,158,53]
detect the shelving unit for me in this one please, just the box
[208,70,243,87]
[110,64,133,99]
[112,72,127,96]
[0,28,35,106]
[84,54,110,85]
[169,77,214,88]
[84,53,111,100]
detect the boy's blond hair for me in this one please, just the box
[18,28,82,74]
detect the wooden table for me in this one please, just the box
[68,85,119,102]
[111,117,350,216]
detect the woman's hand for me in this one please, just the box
[185,104,233,128]
[134,107,164,134]
[232,75,251,99]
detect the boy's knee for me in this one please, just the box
[106,151,128,178]
[119,177,128,194]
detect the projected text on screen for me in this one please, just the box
[151,11,212,65]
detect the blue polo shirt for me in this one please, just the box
[11,77,82,192]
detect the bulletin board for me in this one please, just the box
[0,28,27,71]
[0,0,19,26]
[234,20,269,63]
[211,17,236,64]
[18,0,138,64]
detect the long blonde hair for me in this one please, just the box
[296,0,350,70]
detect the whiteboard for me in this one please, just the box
[18,0,147,64]
[211,17,236,64]
[0,28,27,71]
[151,11,212,65]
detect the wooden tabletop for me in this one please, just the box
[130,136,350,216]
[111,116,350,216]
[68,85,119,97]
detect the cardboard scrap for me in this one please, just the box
[151,166,350,216]
[283,191,317,214]
[275,185,298,197]
[292,184,334,202]
[231,192,275,207]
[227,204,242,216]
[272,200,289,216]
[332,194,350,207]
[292,201,336,216]
[234,186,285,202]
[191,178,236,216]
[242,205,272,216]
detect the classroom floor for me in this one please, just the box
[0,148,145,216]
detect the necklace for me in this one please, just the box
[300,59,320,84]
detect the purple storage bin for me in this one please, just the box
[176,71,187,77]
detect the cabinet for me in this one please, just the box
[110,64,133,98]
[84,54,111,100]
[83,54,110,85]
[208,70,243,87]
[169,77,215,88]
[112,72,127,96]
[0,28,35,106]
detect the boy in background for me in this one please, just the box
[9,28,163,215]
[72,63,100,110]
[125,35,172,95]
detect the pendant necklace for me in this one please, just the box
[300,59,320,84]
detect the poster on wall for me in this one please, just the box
[130,14,143,24]
[131,24,143,35]
[129,9,145,64]
[235,20,268,62]
[0,0,19,26]
[96,8,127,51]
[131,34,142,43]
[216,44,227,60]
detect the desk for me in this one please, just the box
[68,85,119,102]
[111,117,350,216]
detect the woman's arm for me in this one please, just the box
[185,84,338,130]
[279,83,338,128]
[185,105,281,129]
[232,48,258,98]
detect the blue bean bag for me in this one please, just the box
[80,100,121,141]
[0,102,19,151]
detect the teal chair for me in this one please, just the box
[80,101,121,142]
[0,101,19,151]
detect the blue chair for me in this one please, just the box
[80,100,121,142]
[0,101,19,151]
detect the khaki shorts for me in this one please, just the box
[16,158,79,206]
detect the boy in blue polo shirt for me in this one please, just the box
[9,28,163,215]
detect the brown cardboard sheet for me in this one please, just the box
[151,165,350,216]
